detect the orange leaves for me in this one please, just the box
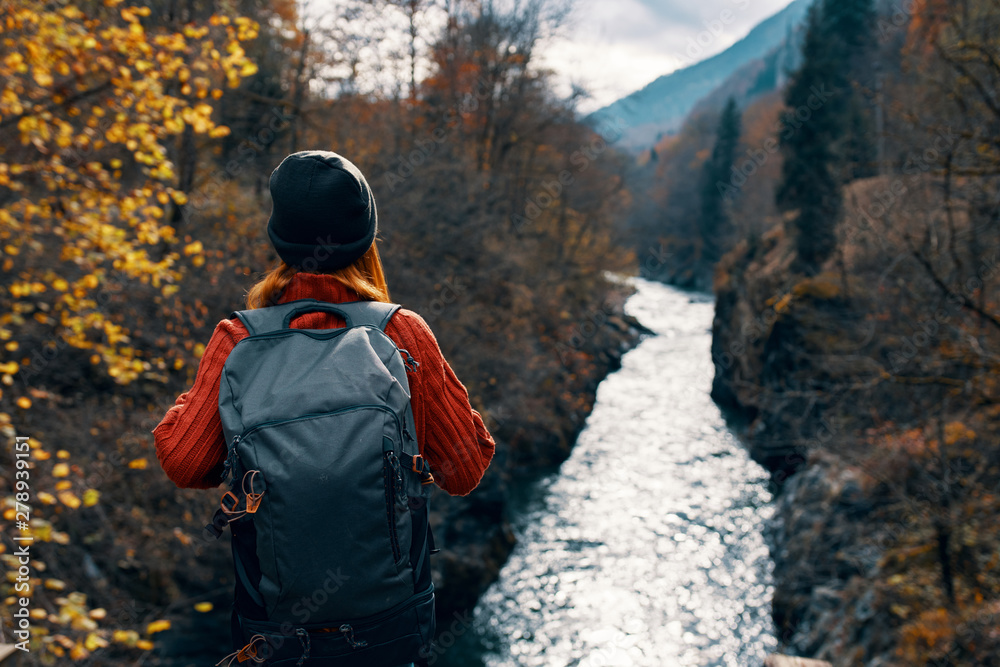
[896,607,955,662]
[943,421,976,446]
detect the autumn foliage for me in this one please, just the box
[0,0,638,663]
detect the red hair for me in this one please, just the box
[245,243,391,309]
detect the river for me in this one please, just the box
[440,277,777,667]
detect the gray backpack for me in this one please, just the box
[206,298,436,666]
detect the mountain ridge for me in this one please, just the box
[587,0,813,150]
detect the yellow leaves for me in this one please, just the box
[82,489,100,507]
[146,619,171,634]
[891,603,911,619]
[183,25,210,39]
[32,68,53,87]
[4,52,24,69]
[128,458,147,469]
[792,275,841,300]
[194,602,213,613]
[183,240,203,256]
[113,629,140,646]
[44,579,67,591]
[36,492,57,505]
[57,491,81,509]
[180,102,216,133]
[0,5,258,402]
[52,463,70,478]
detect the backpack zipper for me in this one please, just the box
[383,451,404,564]
[230,405,404,450]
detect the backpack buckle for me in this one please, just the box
[220,491,243,516]
[411,455,435,485]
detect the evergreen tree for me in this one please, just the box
[699,97,742,264]
[776,0,876,274]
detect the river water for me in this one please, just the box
[441,278,777,667]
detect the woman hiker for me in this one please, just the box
[153,150,495,666]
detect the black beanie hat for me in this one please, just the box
[266,150,377,271]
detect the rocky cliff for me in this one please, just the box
[710,219,1000,665]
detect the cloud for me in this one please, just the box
[541,0,796,113]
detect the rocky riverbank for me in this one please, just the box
[709,224,1000,665]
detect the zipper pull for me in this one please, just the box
[388,453,407,508]
[398,348,419,372]
[222,435,240,481]
[339,624,367,649]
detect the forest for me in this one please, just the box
[1,0,999,665]
[0,0,639,663]
[635,0,1000,663]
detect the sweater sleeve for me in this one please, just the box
[153,319,245,489]
[388,310,496,496]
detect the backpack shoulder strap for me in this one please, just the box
[231,299,401,336]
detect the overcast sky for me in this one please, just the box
[541,0,797,113]
[306,0,796,113]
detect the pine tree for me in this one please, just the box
[776,0,876,274]
[699,97,742,264]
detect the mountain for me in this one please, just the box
[587,0,813,150]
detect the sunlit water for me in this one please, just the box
[442,278,776,667]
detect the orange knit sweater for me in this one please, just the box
[153,273,495,496]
